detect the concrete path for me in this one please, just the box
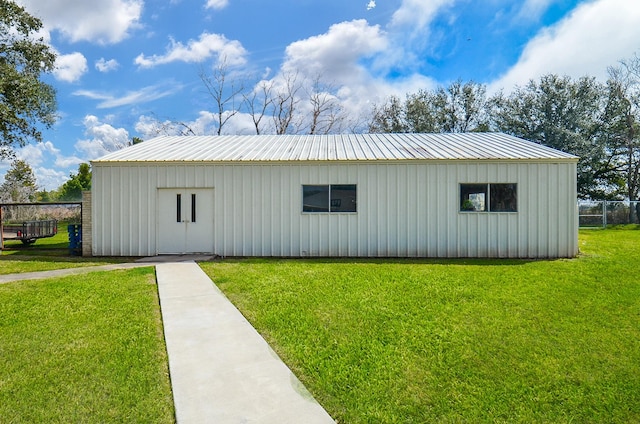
[1,258,335,423]
[156,262,335,424]
[0,255,211,284]
[0,262,151,284]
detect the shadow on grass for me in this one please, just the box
[606,224,640,230]
[2,225,73,257]
[208,256,553,267]
[1,239,78,259]
[1,240,134,264]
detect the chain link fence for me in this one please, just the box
[2,203,82,251]
[1,203,81,222]
[578,201,640,227]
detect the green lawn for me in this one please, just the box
[1,223,129,274]
[200,227,640,423]
[2,227,638,423]
[0,268,175,423]
[0,256,130,275]
[2,221,75,256]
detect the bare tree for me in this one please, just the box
[272,71,302,135]
[307,76,345,134]
[345,112,371,134]
[190,66,358,136]
[141,114,197,137]
[369,95,407,133]
[243,79,274,135]
[199,58,245,135]
[606,60,640,219]
[0,159,38,203]
[175,121,197,136]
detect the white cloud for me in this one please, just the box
[491,0,640,92]
[275,20,390,130]
[266,19,438,132]
[134,110,256,138]
[72,90,112,101]
[134,115,189,138]
[134,32,247,68]
[390,0,455,33]
[95,58,120,72]
[367,1,376,10]
[11,142,82,190]
[218,112,259,135]
[134,115,170,139]
[17,0,142,44]
[283,20,388,83]
[280,19,430,92]
[17,141,59,167]
[34,167,69,191]
[54,155,85,169]
[134,110,255,138]
[75,115,130,159]
[187,111,217,135]
[53,52,88,82]
[379,0,459,74]
[516,0,554,21]
[73,83,183,108]
[205,0,228,10]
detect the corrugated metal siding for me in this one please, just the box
[93,133,578,163]
[92,160,578,258]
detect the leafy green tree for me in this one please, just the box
[492,75,601,151]
[404,90,436,133]
[0,0,57,159]
[368,68,640,201]
[369,95,407,133]
[598,61,640,220]
[56,163,91,201]
[0,159,38,202]
[590,77,636,200]
[422,80,490,133]
[492,74,607,198]
[35,189,52,202]
[369,80,491,134]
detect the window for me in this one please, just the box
[176,193,198,222]
[191,193,197,223]
[489,184,517,212]
[460,183,517,212]
[303,184,357,213]
[460,184,487,212]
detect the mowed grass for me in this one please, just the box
[2,222,75,256]
[0,268,174,423]
[1,224,128,274]
[0,256,128,275]
[200,227,640,423]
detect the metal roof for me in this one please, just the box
[92,133,579,163]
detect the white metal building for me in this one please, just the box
[90,133,578,258]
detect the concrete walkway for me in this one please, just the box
[1,259,335,423]
[156,262,335,424]
[0,262,150,284]
[0,255,212,284]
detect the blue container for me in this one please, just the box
[68,224,82,255]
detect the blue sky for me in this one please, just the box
[3,0,640,190]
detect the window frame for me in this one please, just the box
[302,184,357,213]
[459,183,517,213]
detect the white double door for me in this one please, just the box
[157,188,214,254]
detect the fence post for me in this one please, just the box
[603,201,607,228]
[0,205,3,251]
[82,191,92,257]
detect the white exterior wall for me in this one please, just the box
[91,160,578,258]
